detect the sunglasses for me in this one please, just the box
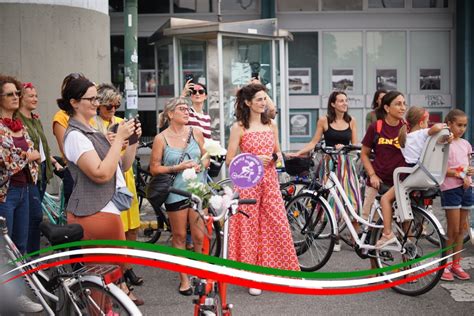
[175,106,190,113]
[191,89,206,95]
[0,90,21,98]
[104,104,120,110]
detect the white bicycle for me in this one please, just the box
[287,128,451,296]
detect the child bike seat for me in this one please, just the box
[392,128,450,222]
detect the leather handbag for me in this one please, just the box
[146,128,193,210]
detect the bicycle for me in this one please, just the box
[168,187,255,316]
[41,157,67,225]
[0,216,141,315]
[286,128,451,296]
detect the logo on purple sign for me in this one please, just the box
[229,153,264,188]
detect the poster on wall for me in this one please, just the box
[289,109,317,143]
[331,69,353,92]
[139,70,157,96]
[419,69,441,90]
[376,69,397,90]
[288,68,312,94]
[231,62,251,85]
[428,111,443,127]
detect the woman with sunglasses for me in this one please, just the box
[90,83,144,286]
[59,76,144,306]
[0,75,44,313]
[182,80,211,139]
[150,97,210,296]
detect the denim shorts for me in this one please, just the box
[440,186,474,209]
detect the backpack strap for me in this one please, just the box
[373,119,383,149]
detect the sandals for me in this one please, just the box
[120,283,145,306]
[178,284,193,296]
[124,268,144,286]
[375,232,397,249]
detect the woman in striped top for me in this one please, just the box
[182,80,212,139]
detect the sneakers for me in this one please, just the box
[375,232,397,249]
[333,241,341,252]
[451,264,471,280]
[16,295,43,313]
[441,267,454,281]
[248,288,262,296]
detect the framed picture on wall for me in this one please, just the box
[376,69,397,90]
[139,69,157,96]
[288,68,312,94]
[331,69,354,92]
[289,109,318,143]
[419,69,441,90]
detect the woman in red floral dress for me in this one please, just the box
[226,84,300,296]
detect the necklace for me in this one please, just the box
[0,117,24,132]
[168,128,188,142]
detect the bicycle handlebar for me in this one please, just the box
[168,187,256,221]
[138,141,153,149]
[314,144,361,155]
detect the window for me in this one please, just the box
[322,0,362,11]
[412,0,448,8]
[368,0,404,8]
[322,32,363,95]
[410,31,450,93]
[288,32,318,95]
[174,0,212,13]
[222,0,259,12]
[367,31,406,94]
[277,0,319,12]
[108,0,170,14]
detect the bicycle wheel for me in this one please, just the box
[286,192,336,271]
[198,285,224,316]
[62,280,139,315]
[370,206,446,296]
[137,197,165,243]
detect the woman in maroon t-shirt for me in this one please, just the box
[360,91,407,221]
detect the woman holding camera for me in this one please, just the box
[59,76,143,305]
[90,83,143,286]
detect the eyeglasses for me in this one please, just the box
[0,90,21,98]
[191,89,206,95]
[175,106,190,113]
[104,104,120,110]
[81,96,100,103]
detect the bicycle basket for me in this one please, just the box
[283,155,311,176]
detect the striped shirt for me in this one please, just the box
[187,107,212,139]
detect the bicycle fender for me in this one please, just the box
[414,206,446,236]
[300,190,339,235]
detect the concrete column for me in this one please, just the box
[0,2,110,155]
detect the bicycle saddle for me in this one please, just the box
[39,222,84,246]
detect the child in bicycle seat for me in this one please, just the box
[376,106,447,249]
[440,109,473,281]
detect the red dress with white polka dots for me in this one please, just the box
[228,130,300,271]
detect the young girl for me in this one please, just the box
[376,106,447,248]
[440,109,473,281]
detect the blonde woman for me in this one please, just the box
[149,97,210,295]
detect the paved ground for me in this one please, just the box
[130,242,473,316]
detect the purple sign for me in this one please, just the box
[229,153,264,188]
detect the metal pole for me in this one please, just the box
[124,0,138,119]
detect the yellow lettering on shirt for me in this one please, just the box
[378,137,401,149]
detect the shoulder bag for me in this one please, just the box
[146,127,193,210]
